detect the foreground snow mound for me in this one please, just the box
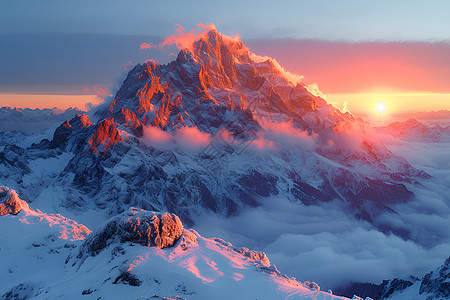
[0,186,90,241]
[0,188,91,299]
[67,207,349,299]
[1,198,351,299]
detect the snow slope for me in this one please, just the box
[0,187,351,300]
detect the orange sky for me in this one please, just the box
[1,38,449,120]
[0,94,103,111]
[326,92,450,121]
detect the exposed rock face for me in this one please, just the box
[0,186,28,216]
[88,118,123,154]
[79,208,183,257]
[336,277,417,300]
[419,256,450,299]
[52,114,92,148]
[337,256,450,300]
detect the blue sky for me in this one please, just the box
[2,0,449,41]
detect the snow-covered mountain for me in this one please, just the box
[0,107,82,133]
[1,186,353,300]
[0,28,440,299]
[336,256,450,300]
[0,29,427,229]
[377,118,450,142]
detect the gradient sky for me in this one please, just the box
[1,0,449,114]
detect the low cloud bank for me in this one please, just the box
[192,139,450,290]
[194,191,450,290]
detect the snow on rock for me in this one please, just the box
[419,256,450,299]
[78,208,183,258]
[336,256,450,300]
[0,186,28,215]
[0,186,90,240]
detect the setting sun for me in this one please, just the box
[376,102,387,113]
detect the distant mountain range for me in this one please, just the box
[377,118,450,142]
[393,110,450,121]
[0,106,82,132]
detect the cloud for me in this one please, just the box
[143,125,173,150]
[175,126,212,151]
[193,192,450,290]
[81,85,114,111]
[249,51,304,86]
[251,120,317,151]
[190,137,450,291]
[140,23,218,51]
[143,125,212,152]
[139,42,154,49]
[123,61,133,70]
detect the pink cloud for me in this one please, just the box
[123,61,133,70]
[260,120,318,151]
[143,125,173,150]
[143,125,212,152]
[174,126,211,151]
[139,42,154,49]
[92,85,110,97]
[140,23,240,52]
[249,52,305,87]
[159,23,211,50]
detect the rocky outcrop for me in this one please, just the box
[78,208,183,257]
[88,118,123,154]
[419,256,450,299]
[0,186,28,216]
[213,237,271,267]
[336,277,417,300]
[51,114,92,148]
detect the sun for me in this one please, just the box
[376,102,386,113]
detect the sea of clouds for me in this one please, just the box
[193,137,450,290]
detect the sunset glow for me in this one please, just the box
[327,92,450,116]
[0,94,103,110]
[376,102,386,113]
